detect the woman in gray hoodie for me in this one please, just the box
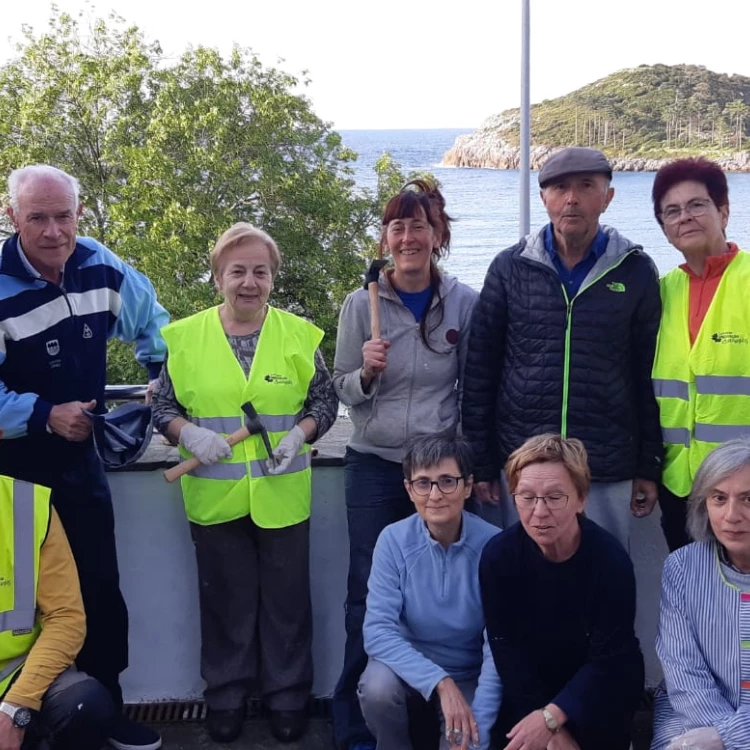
[331,180,478,750]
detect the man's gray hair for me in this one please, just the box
[8,165,81,213]
[687,437,750,542]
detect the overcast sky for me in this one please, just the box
[2,1,750,130]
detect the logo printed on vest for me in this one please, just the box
[264,373,293,385]
[82,324,93,339]
[11,629,33,637]
[606,281,626,293]
[711,331,749,345]
[45,339,60,356]
[0,576,10,588]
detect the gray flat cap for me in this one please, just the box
[538,147,612,187]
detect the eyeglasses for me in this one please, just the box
[660,198,713,225]
[408,475,465,496]
[512,493,569,510]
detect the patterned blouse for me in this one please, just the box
[152,330,338,439]
[652,541,750,750]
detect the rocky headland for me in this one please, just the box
[443,65,750,173]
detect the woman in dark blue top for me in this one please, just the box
[479,434,644,750]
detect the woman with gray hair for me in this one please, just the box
[152,223,338,744]
[651,437,750,750]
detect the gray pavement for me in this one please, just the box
[153,718,332,749]
[149,712,654,749]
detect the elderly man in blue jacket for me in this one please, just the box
[0,164,168,750]
[462,148,663,553]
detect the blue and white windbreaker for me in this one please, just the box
[0,234,168,440]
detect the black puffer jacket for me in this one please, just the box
[462,224,663,484]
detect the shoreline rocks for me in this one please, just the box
[442,130,750,173]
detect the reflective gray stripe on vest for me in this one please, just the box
[249,451,311,479]
[193,414,300,434]
[662,427,691,447]
[653,379,690,400]
[189,462,249,481]
[0,653,28,683]
[0,481,37,634]
[696,375,750,396]
[695,423,750,443]
[188,450,312,481]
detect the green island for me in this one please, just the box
[443,64,750,172]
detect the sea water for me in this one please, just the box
[339,128,750,288]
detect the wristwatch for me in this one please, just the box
[0,702,33,728]
[542,707,559,733]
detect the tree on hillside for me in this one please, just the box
[0,10,405,382]
[723,99,750,150]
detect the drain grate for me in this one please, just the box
[124,697,332,724]
[125,701,207,723]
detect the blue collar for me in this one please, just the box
[543,224,608,265]
[0,234,95,281]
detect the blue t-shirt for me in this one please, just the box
[395,286,432,322]
[544,224,609,297]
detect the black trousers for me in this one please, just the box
[0,445,128,707]
[190,516,313,712]
[22,669,115,750]
[658,484,692,552]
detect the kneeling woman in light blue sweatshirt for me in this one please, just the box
[358,434,502,750]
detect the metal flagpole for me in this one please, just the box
[519,0,531,237]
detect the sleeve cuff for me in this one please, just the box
[29,398,54,436]
[635,459,662,484]
[147,362,164,380]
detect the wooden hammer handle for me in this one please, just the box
[163,425,251,483]
[368,281,381,340]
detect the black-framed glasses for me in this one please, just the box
[660,198,713,225]
[408,475,465,496]
[512,493,569,510]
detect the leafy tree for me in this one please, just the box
[0,9,407,383]
[723,99,750,150]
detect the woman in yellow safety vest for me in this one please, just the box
[151,224,338,745]
[651,158,750,551]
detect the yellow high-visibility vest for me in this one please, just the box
[163,306,323,527]
[653,250,750,496]
[0,476,50,698]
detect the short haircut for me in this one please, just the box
[8,165,80,213]
[402,433,473,480]
[687,438,750,542]
[651,158,729,226]
[505,434,591,498]
[210,223,282,279]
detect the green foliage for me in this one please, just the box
[0,8,410,383]
[488,64,750,158]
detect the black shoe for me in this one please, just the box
[206,706,246,743]
[269,708,308,743]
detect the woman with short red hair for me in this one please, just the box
[651,157,750,551]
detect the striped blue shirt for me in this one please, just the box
[652,541,750,750]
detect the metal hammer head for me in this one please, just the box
[240,401,264,433]
[240,400,276,464]
[363,258,388,289]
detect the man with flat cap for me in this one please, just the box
[462,147,663,551]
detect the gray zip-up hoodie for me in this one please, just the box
[333,271,477,463]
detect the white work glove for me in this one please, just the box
[266,425,306,475]
[179,423,232,465]
[667,727,724,750]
